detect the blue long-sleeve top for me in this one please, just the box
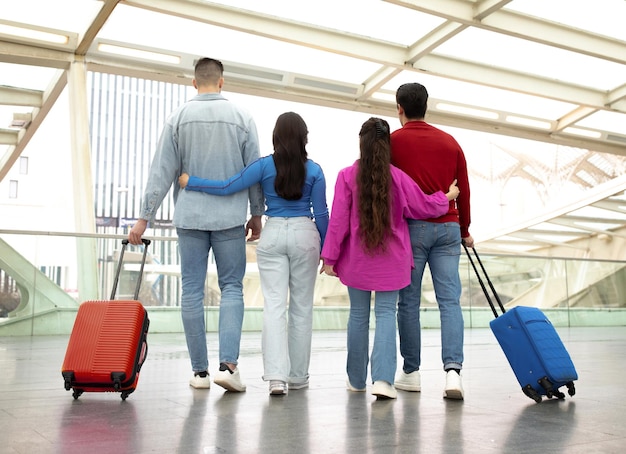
[185,155,329,246]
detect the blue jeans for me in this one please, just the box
[177,226,246,372]
[346,287,398,388]
[397,221,464,372]
[256,217,320,384]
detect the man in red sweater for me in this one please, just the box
[390,82,474,400]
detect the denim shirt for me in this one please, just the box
[139,93,264,230]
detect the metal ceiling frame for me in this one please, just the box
[1,0,626,258]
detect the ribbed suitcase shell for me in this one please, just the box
[61,239,151,400]
[490,306,578,400]
[464,244,577,402]
[62,300,148,399]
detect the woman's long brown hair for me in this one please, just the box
[272,112,308,200]
[357,117,392,253]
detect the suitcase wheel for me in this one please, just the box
[72,389,84,400]
[121,389,135,401]
[549,389,566,400]
[566,381,576,397]
[537,376,554,396]
[111,372,126,391]
[62,371,75,391]
[538,376,568,400]
[522,384,542,403]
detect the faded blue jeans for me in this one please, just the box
[397,220,464,373]
[177,226,246,373]
[256,217,320,386]
[346,288,399,389]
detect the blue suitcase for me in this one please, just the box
[464,245,578,403]
[489,306,577,402]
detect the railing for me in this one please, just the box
[1,229,625,335]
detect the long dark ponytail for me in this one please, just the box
[357,117,392,252]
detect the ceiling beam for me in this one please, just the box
[473,0,513,20]
[0,129,19,145]
[124,0,407,63]
[591,199,626,215]
[0,39,73,69]
[406,21,467,64]
[85,53,626,156]
[76,0,121,55]
[0,85,43,107]
[125,0,625,117]
[416,53,607,109]
[556,106,597,131]
[0,70,66,182]
[361,67,402,99]
[387,0,626,64]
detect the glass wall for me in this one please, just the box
[1,230,625,335]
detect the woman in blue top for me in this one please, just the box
[179,112,328,395]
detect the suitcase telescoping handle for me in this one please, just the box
[111,239,151,301]
[462,242,506,318]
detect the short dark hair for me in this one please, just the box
[194,58,224,85]
[396,83,428,119]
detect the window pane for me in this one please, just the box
[9,180,18,198]
[19,156,28,174]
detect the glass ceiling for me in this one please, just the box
[1,0,626,257]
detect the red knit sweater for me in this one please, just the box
[390,120,471,238]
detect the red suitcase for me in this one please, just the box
[62,239,151,400]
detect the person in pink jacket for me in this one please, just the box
[320,117,459,399]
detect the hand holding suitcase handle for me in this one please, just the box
[111,239,152,301]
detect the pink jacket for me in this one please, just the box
[321,162,449,291]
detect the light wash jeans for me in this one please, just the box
[256,217,320,385]
[177,226,246,373]
[397,220,464,372]
[346,288,399,389]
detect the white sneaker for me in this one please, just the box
[395,370,421,392]
[371,381,398,399]
[443,370,464,400]
[189,372,210,389]
[269,380,287,395]
[346,379,366,392]
[213,363,246,392]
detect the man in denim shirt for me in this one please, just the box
[129,58,264,392]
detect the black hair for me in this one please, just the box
[357,117,392,252]
[272,112,308,200]
[396,82,428,119]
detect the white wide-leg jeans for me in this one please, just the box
[256,216,321,385]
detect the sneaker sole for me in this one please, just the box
[213,378,246,392]
[443,389,464,400]
[371,383,398,399]
[270,388,286,395]
[394,383,421,392]
[372,391,397,399]
[372,393,398,400]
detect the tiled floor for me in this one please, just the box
[1,326,625,453]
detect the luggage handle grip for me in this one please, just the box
[463,243,506,318]
[111,239,152,301]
